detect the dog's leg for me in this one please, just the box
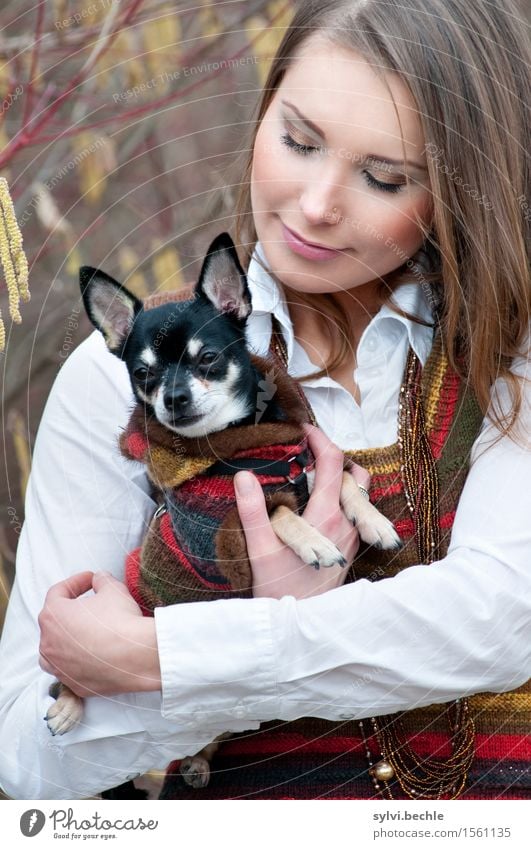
[339,472,402,549]
[179,732,232,788]
[270,505,347,569]
[45,681,84,736]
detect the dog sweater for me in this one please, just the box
[120,352,314,609]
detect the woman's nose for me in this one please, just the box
[298,176,347,226]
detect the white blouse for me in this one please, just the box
[0,244,529,800]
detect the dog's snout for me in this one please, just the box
[164,387,191,414]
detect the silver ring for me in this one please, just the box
[358,484,370,501]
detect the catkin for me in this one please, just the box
[0,176,30,351]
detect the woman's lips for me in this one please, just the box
[281,221,345,260]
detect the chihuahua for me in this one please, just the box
[45,232,401,788]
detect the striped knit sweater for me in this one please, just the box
[120,359,313,608]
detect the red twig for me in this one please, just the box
[0,0,146,169]
[6,0,289,149]
[21,0,46,132]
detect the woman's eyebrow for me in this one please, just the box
[280,99,428,173]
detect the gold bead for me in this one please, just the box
[369,760,395,782]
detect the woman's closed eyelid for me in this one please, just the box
[281,118,411,192]
[283,119,322,151]
[279,129,406,194]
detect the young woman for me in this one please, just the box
[0,0,529,800]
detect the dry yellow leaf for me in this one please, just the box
[0,64,11,100]
[143,3,182,85]
[91,28,128,92]
[0,549,11,622]
[0,125,10,156]
[85,1,108,26]
[245,15,281,87]
[72,132,116,205]
[118,245,149,298]
[65,243,83,277]
[245,2,293,86]
[197,1,222,39]
[122,29,149,92]
[52,0,71,30]
[267,0,294,33]
[33,182,71,235]
[8,409,31,501]
[151,239,184,292]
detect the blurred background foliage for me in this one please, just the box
[0,0,295,628]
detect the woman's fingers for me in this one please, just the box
[347,459,371,492]
[303,424,345,525]
[43,571,95,604]
[304,422,372,500]
[234,471,284,566]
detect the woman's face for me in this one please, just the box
[250,36,433,297]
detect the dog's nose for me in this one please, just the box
[164,388,191,415]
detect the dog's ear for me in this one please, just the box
[79,266,143,355]
[195,232,251,323]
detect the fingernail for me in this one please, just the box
[235,472,255,496]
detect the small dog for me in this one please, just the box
[45,232,401,787]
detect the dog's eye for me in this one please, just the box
[198,351,217,366]
[133,366,153,381]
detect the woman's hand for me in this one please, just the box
[235,424,370,600]
[38,571,161,697]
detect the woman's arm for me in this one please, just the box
[0,331,260,800]
[153,353,531,725]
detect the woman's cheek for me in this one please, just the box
[366,192,432,260]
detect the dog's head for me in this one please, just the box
[79,232,260,437]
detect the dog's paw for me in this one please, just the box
[45,692,84,736]
[356,510,402,550]
[291,529,347,570]
[179,756,211,788]
[270,505,347,569]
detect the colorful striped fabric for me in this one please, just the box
[160,715,531,799]
[123,438,311,609]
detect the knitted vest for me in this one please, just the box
[125,286,530,800]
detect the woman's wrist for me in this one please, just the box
[127,617,162,693]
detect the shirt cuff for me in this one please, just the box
[154,598,281,726]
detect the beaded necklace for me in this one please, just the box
[269,314,476,800]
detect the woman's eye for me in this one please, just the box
[363,171,404,194]
[280,131,320,156]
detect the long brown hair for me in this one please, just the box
[225,0,530,442]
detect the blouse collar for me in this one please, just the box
[245,241,435,374]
